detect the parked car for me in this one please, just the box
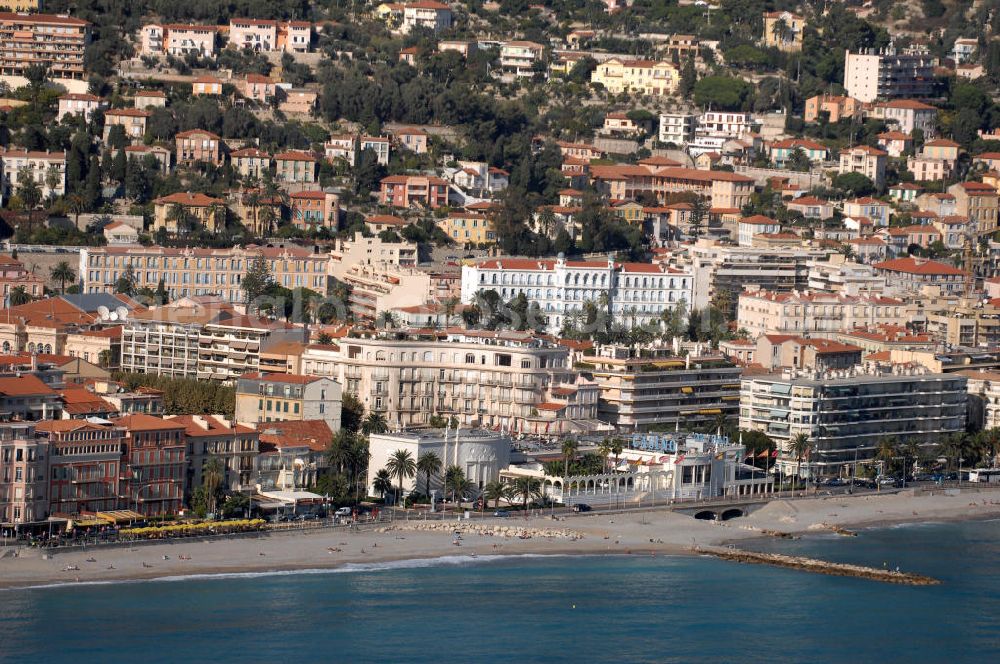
[334,507,353,517]
[572,504,592,513]
[493,510,511,517]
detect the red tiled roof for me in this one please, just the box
[873,257,966,276]
[257,420,333,452]
[0,375,55,396]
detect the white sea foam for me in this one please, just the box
[3,553,582,592]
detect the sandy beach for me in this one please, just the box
[3,486,1000,590]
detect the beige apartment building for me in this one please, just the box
[838,145,887,189]
[736,287,909,339]
[298,330,601,435]
[140,23,217,57]
[0,149,66,201]
[949,181,999,237]
[762,11,804,52]
[80,244,329,302]
[0,12,91,89]
[584,345,743,432]
[152,191,227,234]
[104,108,151,141]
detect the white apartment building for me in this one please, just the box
[690,111,755,154]
[867,99,938,137]
[401,2,453,34]
[838,145,887,189]
[736,287,909,339]
[805,257,887,295]
[298,331,601,435]
[0,149,66,201]
[461,256,693,335]
[57,93,105,122]
[658,111,698,146]
[500,41,545,77]
[843,47,935,103]
[684,240,829,313]
[740,367,967,477]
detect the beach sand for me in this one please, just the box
[3,486,1000,590]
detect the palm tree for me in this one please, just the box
[598,438,614,473]
[385,449,416,505]
[202,458,225,516]
[770,17,790,45]
[416,451,442,497]
[7,286,31,306]
[444,465,473,507]
[376,311,399,329]
[561,438,579,478]
[610,437,624,471]
[362,412,389,435]
[483,480,508,509]
[511,476,542,512]
[877,436,899,477]
[789,433,811,485]
[50,261,75,295]
[372,468,393,501]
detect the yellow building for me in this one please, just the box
[152,192,227,234]
[590,58,679,96]
[763,11,804,52]
[437,212,496,246]
[2,1,43,11]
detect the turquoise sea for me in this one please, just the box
[1,520,999,662]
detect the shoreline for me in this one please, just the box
[4,487,1000,591]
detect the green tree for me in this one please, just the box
[561,438,578,478]
[445,465,473,507]
[50,261,75,294]
[678,56,696,99]
[789,432,811,483]
[833,172,875,197]
[17,168,42,210]
[693,76,752,111]
[201,458,225,516]
[362,411,389,435]
[341,393,365,433]
[483,480,508,509]
[785,148,812,173]
[115,264,138,297]
[7,286,32,306]
[511,476,542,511]
[386,449,417,504]
[372,468,393,501]
[416,451,442,497]
[241,254,273,311]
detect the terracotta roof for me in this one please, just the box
[154,192,224,207]
[0,12,89,26]
[106,108,151,118]
[873,257,966,276]
[878,99,937,110]
[0,374,56,396]
[274,150,318,162]
[166,414,255,436]
[231,147,270,158]
[257,419,333,452]
[176,129,221,139]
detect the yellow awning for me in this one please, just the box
[72,518,104,528]
[699,408,723,415]
[722,395,740,401]
[96,510,144,523]
[654,360,685,368]
[680,387,693,394]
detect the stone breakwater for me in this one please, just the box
[699,547,940,586]
[379,522,584,540]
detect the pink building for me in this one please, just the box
[379,175,450,208]
[176,129,224,166]
[240,73,277,102]
[0,422,49,528]
[0,254,45,300]
[290,190,340,230]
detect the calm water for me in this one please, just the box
[2,521,999,662]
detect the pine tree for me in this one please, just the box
[111,149,127,184]
[83,155,102,211]
[241,254,273,311]
[679,57,696,99]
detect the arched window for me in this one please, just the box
[1,341,9,352]
[44,344,52,353]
